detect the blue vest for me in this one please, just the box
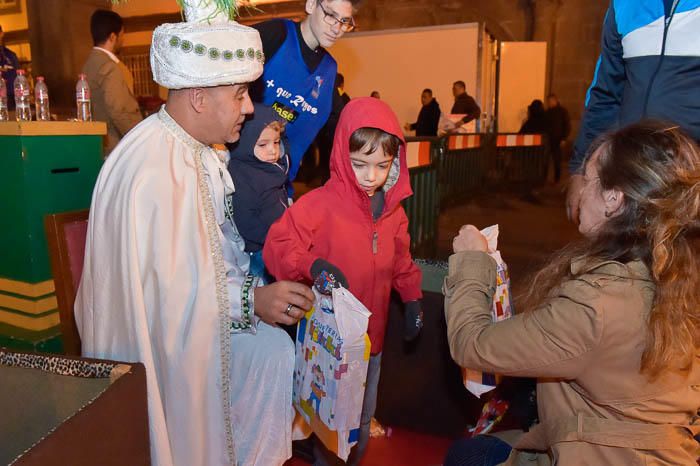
[260,20,337,182]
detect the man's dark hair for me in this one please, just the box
[453,80,466,90]
[90,9,123,46]
[422,88,433,96]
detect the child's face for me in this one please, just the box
[253,125,282,163]
[350,147,394,197]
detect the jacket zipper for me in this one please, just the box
[641,0,680,117]
[366,193,380,255]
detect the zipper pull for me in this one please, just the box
[372,231,378,255]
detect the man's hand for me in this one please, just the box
[253,281,315,326]
[452,225,488,253]
[566,174,585,224]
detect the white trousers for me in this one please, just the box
[230,322,295,466]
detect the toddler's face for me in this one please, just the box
[254,125,282,163]
[350,147,394,197]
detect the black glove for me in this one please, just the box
[310,259,349,294]
[404,300,424,341]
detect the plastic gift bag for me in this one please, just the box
[294,287,372,461]
[438,113,476,135]
[462,224,514,398]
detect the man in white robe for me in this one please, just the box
[74,3,314,465]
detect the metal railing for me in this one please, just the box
[403,138,441,257]
[440,134,492,205]
[402,133,548,256]
[494,133,548,191]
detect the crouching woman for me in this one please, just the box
[444,122,700,466]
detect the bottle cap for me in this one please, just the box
[37,76,45,82]
[78,73,87,80]
[17,69,25,76]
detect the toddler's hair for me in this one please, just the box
[349,127,400,158]
[265,120,286,133]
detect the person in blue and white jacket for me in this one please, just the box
[567,0,700,222]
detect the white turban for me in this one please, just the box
[150,1,264,89]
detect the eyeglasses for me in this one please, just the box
[316,0,356,33]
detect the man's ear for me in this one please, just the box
[603,188,625,217]
[305,0,316,16]
[106,31,118,46]
[189,88,207,114]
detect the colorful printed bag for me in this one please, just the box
[462,224,514,398]
[294,287,372,461]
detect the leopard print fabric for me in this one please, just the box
[0,349,116,378]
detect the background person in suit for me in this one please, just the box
[82,9,142,154]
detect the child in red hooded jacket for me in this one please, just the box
[264,97,423,465]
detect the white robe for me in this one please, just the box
[75,107,293,466]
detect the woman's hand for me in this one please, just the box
[452,225,488,253]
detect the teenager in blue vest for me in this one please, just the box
[248,0,361,192]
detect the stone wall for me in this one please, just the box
[14,0,609,133]
[531,0,609,137]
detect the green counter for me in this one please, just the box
[0,121,105,352]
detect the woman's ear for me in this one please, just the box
[603,188,625,217]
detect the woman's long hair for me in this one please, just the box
[520,121,700,378]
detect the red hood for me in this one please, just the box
[326,97,412,213]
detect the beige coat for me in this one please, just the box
[82,48,142,154]
[444,251,700,465]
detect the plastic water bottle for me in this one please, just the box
[14,69,31,121]
[0,75,8,121]
[76,73,92,122]
[34,76,50,121]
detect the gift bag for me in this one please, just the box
[462,224,514,398]
[294,287,372,461]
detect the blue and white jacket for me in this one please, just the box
[571,0,700,173]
